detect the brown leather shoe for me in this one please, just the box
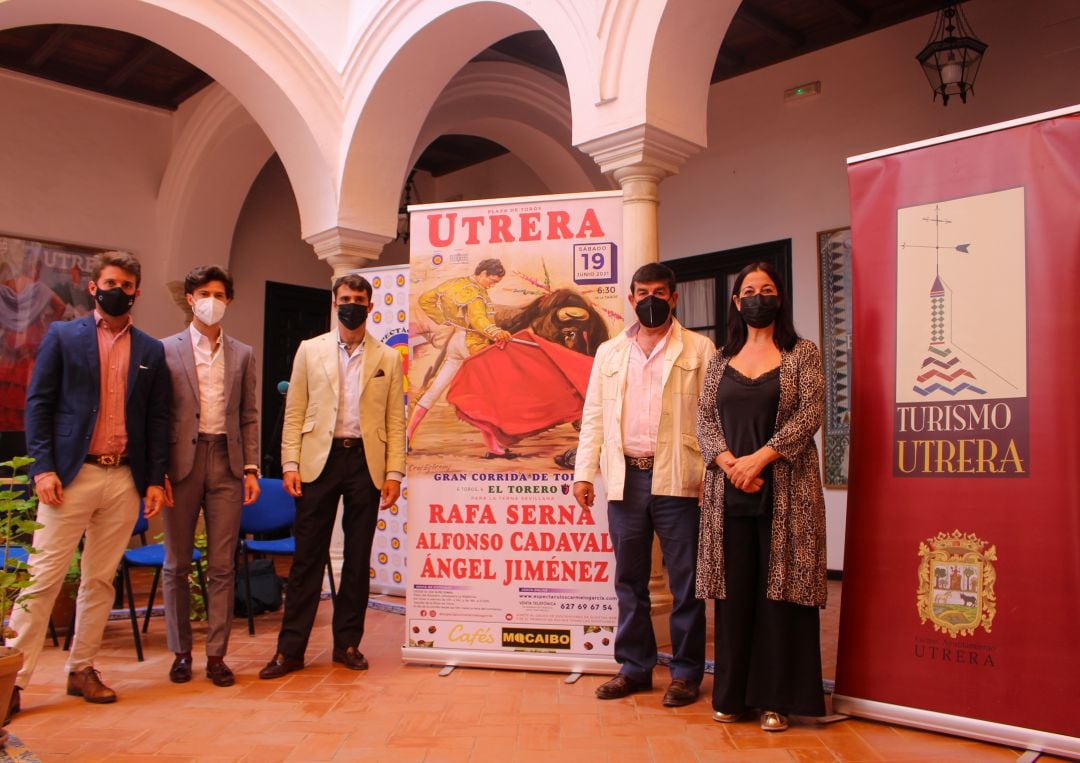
[206,661,236,687]
[4,686,20,724]
[258,653,303,680]
[662,678,700,707]
[595,674,651,700]
[66,667,117,704]
[331,646,369,671]
[169,654,193,684]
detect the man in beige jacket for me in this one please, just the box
[573,262,715,707]
[259,274,406,679]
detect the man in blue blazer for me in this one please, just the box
[9,251,170,718]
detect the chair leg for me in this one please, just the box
[63,603,76,651]
[122,561,144,662]
[325,560,337,603]
[143,567,161,634]
[240,546,255,635]
[47,615,59,647]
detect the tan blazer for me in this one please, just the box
[280,330,406,485]
[163,329,259,482]
[573,319,715,500]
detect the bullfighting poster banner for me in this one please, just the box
[359,264,410,597]
[834,106,1080,758]
[402,191,624,672]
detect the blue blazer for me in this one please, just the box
[24,315,171,495]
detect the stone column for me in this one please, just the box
[303,226,390,590]
[579,125,701,649]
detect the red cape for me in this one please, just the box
[447,330,592,446]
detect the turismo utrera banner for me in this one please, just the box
[402,191,624,671]
[361,264,410,597]
[835,107,1080,757]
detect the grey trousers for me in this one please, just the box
[163,437,243,657]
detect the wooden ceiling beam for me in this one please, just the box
[737,4,805,49]
[26,26,74,69]
[167,70,214,106]
[105,41,158,90]
[821,0,870,27]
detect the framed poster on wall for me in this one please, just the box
[817,226,852,488]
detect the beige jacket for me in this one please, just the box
[280,330,406,485]
[574,319,715,500]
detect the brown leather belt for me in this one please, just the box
[85,454,129,467]
[332,437,363,449]
[625,455,654,470]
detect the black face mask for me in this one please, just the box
[94,286,135,317]
[634,295,672,328]
[337,303,368,330]
[739,294,781,328]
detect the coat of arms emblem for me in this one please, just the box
[916,530,997,637]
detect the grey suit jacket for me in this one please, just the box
[163,328,260,482]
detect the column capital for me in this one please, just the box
[305,226,391,277]
[577,123,702,177]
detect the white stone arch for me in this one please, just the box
[411,62,611,195]
[0,0,341,238]
[337,0,600,241]
[157,84,274,283]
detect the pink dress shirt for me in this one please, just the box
[620,322,672,458]
[87,309,132,456]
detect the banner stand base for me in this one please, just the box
[565,672,582,684]
[833,695,1079,758]
[402,646,618,676]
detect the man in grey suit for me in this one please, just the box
[162,265,260,687]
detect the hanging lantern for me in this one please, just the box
[916,2,987,106]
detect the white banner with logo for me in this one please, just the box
[402,191,624,671]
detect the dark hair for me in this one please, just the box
[184,265,234,300]
[630,263,677,294]
[723,261,798,356]
[91,251,142,287]
[332,274,373,301]
[474,258,505,278]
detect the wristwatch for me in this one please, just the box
[243,468,260,477]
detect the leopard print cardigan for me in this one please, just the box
[695,338,828,607]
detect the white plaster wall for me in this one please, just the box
[0,70,176,337]
[227,155,333,353]
[658,0,1080,571]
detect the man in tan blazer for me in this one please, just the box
[573,262,715,708]
[260,273,405,679]
[162,265,260,687]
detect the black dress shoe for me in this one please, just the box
[595,674,651,700]
[331,646,369,671]
[169,654,193,684]
[258,653,304,680]
[4,686,20,725]
[662,678,700,707]
[206,661,236,687]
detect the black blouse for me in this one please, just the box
[716,365,781,516]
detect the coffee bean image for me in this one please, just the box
[428,625,437,634]
[583,642,593,650]
[602,637,610,646]
[412,626,420,634]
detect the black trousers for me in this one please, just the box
[712,513,826,717]
[276,443,380,658]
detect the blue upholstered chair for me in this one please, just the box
[120,512,208,662]
[237,478,337,635]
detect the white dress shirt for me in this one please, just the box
[333,333,365,438]
[190,322,226,435]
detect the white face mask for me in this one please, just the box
[192,296,227,326]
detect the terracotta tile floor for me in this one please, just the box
[4,578,1070,762]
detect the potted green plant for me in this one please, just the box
[0,456,43,742]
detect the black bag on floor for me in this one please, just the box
[235,558,283,616]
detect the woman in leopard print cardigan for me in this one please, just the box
[696,262,827,730]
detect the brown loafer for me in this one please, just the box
[595,674,651,700]
[662,678,700,707]
[760,711,789,732]
[169,654,193,684]
[66,667,117,704]
[4,686,20,724]
[331,646,369,671]
[206,661,236,687]
[258,653,304,680]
